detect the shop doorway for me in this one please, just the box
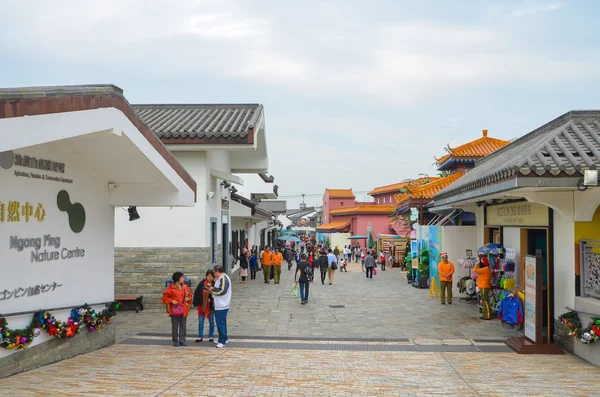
[520,228,552,342]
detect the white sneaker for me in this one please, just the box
[216,343,225,348]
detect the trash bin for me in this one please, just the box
[164,277,192,313]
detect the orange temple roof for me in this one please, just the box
[325,189,355,199]
[329,204,396,216]
[316,220,351,231]
[435,130,509,167]
[368,177,440,196]
[394,172,465,205]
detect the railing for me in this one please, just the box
[581,240,600,300]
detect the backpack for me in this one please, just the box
[303,265,313,278]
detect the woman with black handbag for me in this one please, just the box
[239,248,249,284]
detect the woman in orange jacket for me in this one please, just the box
[162,271,193,346]
[474,257,492,320]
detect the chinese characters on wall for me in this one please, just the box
[0,201,46,223]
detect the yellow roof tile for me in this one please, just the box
[330,204,396,216]
[435,130,509,166]
[394,172,465,203]
[368,177,440,196]
[325,189,355,199]
[316,220,351,231]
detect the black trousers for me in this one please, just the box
[250,267,257,279]
[365,267,373,279]
[381,261,386,271]
[320,269,327,284]
[171,315,187,344]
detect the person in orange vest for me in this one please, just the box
[474,257,493,320]
[272,247,284,284]
[438,253,455,304]
[261,246,273,284]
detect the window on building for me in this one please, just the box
[341,202,344,206]
[210,220,217,263]
[377,198,380,204]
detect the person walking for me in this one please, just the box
[364,251,375,279]
[326,248,338,285]
[308,251,315,282]
[438,253,455,305]
[193,269,215,343]
[318,249,329,285]
[162,271,192,347]
[295,254,311,305]
[272,247,284,284]
[379,250,386,271]
[205,266,231,348]
[360,249,367,271]
[261,246,273,284]
[249,250,259,280]
[239,248,249,284]
[474,257,492,320]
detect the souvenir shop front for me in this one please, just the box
[481,201,554,341]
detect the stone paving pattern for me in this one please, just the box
[3,261,599,396]
[2,344,599,396]
[115,261,522,343]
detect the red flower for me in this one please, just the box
[47,324,59,336]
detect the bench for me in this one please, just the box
[115,295,144,313]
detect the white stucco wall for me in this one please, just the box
[115,151,208,247]
[475,205,485,248]
[553,208,576,315]
[0,145,114,358]
[502,227,522,286]
[441,226,477,298]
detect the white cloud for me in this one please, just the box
[512,2,564,17]
[1,1,596,106]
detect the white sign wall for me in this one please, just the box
[0,146,114,315]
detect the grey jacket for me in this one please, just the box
[364,255,376,268]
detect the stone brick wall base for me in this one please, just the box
[115,247,213,310]
[0,324,115,379]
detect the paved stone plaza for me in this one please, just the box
[3,262,600,396]
[116,261,523,343]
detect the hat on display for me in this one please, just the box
[441,252,448,258]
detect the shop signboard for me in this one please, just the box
[0,148,113,316]
[410,240,419,269]
[418,226,442,285]
[486,202,549,227]
[524,255,542,343]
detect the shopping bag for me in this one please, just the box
[291,284,299,297]
[373,268,377,276]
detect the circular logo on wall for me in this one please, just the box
[0,150,14,169]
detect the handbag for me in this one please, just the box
[331,262,338,270]
[171,291,187,317]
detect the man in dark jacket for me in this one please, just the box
[318,250,329,285]
[295,254,311,305]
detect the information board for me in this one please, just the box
[524,255,538,342]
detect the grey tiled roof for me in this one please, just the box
[133,104,263,140]
[436,110,600,200]
[0,84,124,100]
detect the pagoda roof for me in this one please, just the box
[325,189,355,199]
[329,204,396,216]
[368,177,439,196]
[394,172,465,206]
[435,130,509,171]
[316,220,350,232]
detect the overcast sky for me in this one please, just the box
[2,0,600,209]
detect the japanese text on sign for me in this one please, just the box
[0,282,63,301]
[0,201,46,223]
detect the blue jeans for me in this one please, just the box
[299,281,309,301]
[197,310,215,338]
[215,309,229,344]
